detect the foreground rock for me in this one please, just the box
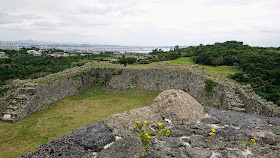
[19,90,280,158]
[151,89,205,121]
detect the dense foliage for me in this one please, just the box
[148,51,182,62]
[178,41,280,106]
[118,57,137,66]
[0,49,112,86]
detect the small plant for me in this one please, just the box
[208,129,216,136]
[275,132,280,135]
[240,138,256,145]
[204,79,218,94]
[219,120,225,125]
[134,121,170,151]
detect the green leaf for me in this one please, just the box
[275,132,280,135]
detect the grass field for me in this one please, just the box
[130,57,238,76]
[0,85,160,158]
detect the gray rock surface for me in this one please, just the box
[186,147,212,158]
[98,137,145,158]
[62,121,115,152]
[147,136,190,158]
[19,121,115,158]
[206,107,280,128]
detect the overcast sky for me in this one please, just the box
[0,0,279,46]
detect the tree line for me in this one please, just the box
[0,49,112,86]
[151,41,280,106]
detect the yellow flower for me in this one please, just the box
[147,135,151,139]
[135,121,140,124]
[145,133,149,136]
[158,122,164,126]
[142,121,148,124]
[250,139,256,144]
[133,125,136,128]
[166,130,170,136]
[209,132,215,136]
[212,129,216,132]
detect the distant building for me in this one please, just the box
[0,44,20,50]
[27,50,42,56]
[51,52,69,57]
[40,46,47,51]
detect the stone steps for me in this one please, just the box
[231,107,246,113]
[225,88,246,110]
[0,83,37,123]
[6,105,19,111]
[1,106,21,122]
[24,83,38,88]
[18,87,36,95]
[0,117,15,123]
[14,94,30,103]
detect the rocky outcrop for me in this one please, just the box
[19,90,280,158]
[150,89,205,121]
[20,121,115,158]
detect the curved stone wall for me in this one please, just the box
[0,64,279,123]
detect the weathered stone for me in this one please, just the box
[206,107,280,128]
[189,136,208,148]
[62,121,115,152]
[222,148,244,158]
[186,147,212,158]
[200,117,220,124]
[148,136,190,158]
[98,137,145,158]
[161,112,183,125]
[19,138,92,158]
[225,141,247,150]
[150,90,205,121]
[249,130,280,146]
[169,125,193,137]
[104,106,161,137]
[215,127,246,142]
[204,138,226,150]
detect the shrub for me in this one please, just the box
[204,79,218,93]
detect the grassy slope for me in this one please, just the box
[130,57,238,76]
[0,85,160,158]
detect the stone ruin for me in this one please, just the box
[19,90,280,158]
[0,62,279,123]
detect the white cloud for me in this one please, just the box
[0,0,279,46]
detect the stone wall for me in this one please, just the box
[1,63,279,122]
[107,69,226,108]
[0,67,121,122]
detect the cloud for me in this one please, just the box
[0,0,279,46]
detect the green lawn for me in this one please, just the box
[130,57,239,76]
[168,57,239,76]
[0,85,160,158]
[199,65,239,76]
[169,58,195,65]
